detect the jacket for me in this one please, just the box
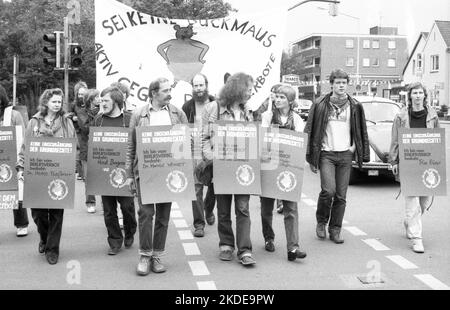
[125,103,188,179]
[16,112,76,171]
[303,93,370,169]
[182,95,215,124]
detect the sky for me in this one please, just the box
[227,0,450,51]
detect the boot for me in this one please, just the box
[329,229,344,244]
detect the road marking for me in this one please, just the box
[173,219,189,228]
[178,230,194,240]
[183,243,201,256]
[343,226,367,236]
[170,210,184,219]
[197,281,217,290]
[386,255,418,270]
[172,202,180,209]
[362,239,391,251]
[302,199,316,206]
[414,274,450,290]
[188,261,210,276]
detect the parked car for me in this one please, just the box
[350,96,402,184]
[294,99,313,121]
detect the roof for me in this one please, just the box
[435,20,450,48]
[402,32,429,76]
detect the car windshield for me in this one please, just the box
[362,101,400,122]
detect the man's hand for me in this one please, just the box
[17,170,24,182]
[309,164,318,174]
[392,164,399,176]
[125,178,136,195]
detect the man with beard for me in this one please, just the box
[182,74,216,238]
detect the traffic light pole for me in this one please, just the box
[64,17,70,107]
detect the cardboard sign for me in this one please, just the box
[0,127,19,210]
[86,127,133,197]
[260,127,307,202]
[136,125,195,204]
[188,124,203,161]
[399,128,447,196]
[24,137,77,209]
[213,121,261,195]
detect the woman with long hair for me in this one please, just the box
[17,88,76,264]
[389,82,440,254]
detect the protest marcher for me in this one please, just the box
[389,82,440,253]
[126,77,188,276]
[17,88,76,265]
[92,87,137,255]
[110,81,133,112]
[304,69,369,244]
[0,84,29,237]
[260,85,307,260]
[182,73,217,238]
[201,72,257,266]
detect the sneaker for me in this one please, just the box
[151,257,167,273]
[38,241,46,254]
[412,239,425,253]
[124,237,134,249]
[108,247,121,256]
[119,217,124,229]
[219,250,234,261]
[136,256,151,276]
[316,223,326,240]
[240,255,256,266]
[404,220,412,239]
[264,240,275,252]
[87,205,96,214]
[206,214,215,226]
[193,228,205,238]
[288,249,307,261]
[16,227,28,237]
[45,252,59,265]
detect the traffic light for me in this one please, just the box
[329,3,339,17]
[70,44,83,68]
[43,32,62,68]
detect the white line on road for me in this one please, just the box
[183,243,201,256]
[414,274,450,290]
[170,210,184,219]
[362,239,391,251]
[302,199,316,206]
[343,226,367,236]
[386,255,418,270]
[197,281,217,290]
[188,261,210,276]
[178,230,194,240]
[173,219,189,228]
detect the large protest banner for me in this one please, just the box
[136,125,195,204]
[95,0,286,111]
[87,127,132,197]
[260,127,308,202]
[23,138,77,209]
[399,128,447,196]
[0,127,19,210]
[213,121,261,195]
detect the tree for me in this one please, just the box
[280,51,303,77]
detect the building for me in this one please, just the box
[290,27,409,101]
[403,21,450,108]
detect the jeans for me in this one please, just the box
[216,194,252,258]
[192,183,216,229]
[82,160,96,205]
[102,196,137,249]
[405,196,431,240]
[316,150,353,231]
[260,197,300,252]
[136,178,171,258]
[13,201,29,228]
[31,209,64,255]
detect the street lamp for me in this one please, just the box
[288,0,340,12]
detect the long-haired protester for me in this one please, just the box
[0,84,29,237]
[260,85,307,261]
[389,82,440,254]
[201,72,257,266]
[17,88,76,265]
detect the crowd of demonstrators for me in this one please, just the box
[0,84,29,237]
[389,82,440,253]
[182,73,217,238]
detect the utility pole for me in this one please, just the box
[64,17,70,107]
[13,54,18,106]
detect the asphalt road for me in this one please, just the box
[1,124,449,290]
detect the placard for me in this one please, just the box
[399,128,447,196]
[0,127,19,210]
[213,121,261,195]
[24,137,77,209]
[260,127,307,202]
[86,127,133,196]
[136,125,195,204]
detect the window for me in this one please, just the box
[314,57,321,66]
[363,58,370,67]
[363,40,370,49]
[388,41,396,49]
[417,53,423,71]
[372,58,379,67]
[314,39,321,48]
[346,39,354,48]
[346,57,354,67]
[412,60,416,74]
[372,40,380,49]
[431,55,439,72]
[388,59,396,67]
